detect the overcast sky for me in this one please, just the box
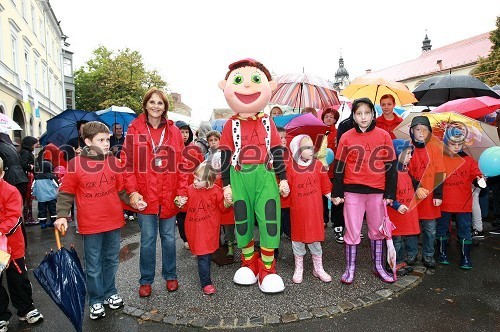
[49,0,499,120]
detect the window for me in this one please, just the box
[29,117,33,135]
[31,5,36,34]
[0,17,3,61]
[34,58,39,90]
[11,34,18,72]
[21,0,26,20]
[38,122,42,136]
[24,48,30,82]
[42,64,47,94]
[66,89,73,109]
[39,19,44,46]
[63,58,72,77]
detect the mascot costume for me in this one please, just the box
[218,59,289,293]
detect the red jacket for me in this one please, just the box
[183,142,204,185]
[122,114,188,219]
[408,141,446,219]
[288,160,332,243]
[441,154,482,213]
[376,114,402,139]
[215,176,234,225]
[184,185,224,255]
[0,180,24,259]
[60,155,125,235]
[388,171,420,236]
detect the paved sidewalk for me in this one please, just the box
[116,225,427,329]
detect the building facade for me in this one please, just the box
[0,0,70,140]
[361,32,493,92]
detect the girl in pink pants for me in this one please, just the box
[332,98,398,284]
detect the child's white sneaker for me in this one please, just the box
[89,303,106,320]
[19,309,43,324]
[0,320,8,332]
[104,294,124,309]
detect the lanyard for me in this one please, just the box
[146,125,166,154]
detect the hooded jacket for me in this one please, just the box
[332,100,397,199]
[175,120,204,186]
[0,138,28,186]
[122,113,188,219]
[19,136,38,173]
[287,135,332,243]
[0,179,24,259]
[32,161,59,202]
[408,116,446,219]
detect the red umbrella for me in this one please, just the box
[430,96,500,119]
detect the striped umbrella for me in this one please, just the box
[270,73,340,111]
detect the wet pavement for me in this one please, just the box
[4,214,500,331]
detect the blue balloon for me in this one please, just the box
[326,148,335,165]
[479,147,500,177]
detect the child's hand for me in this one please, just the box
[279,180,290,197]
[416,187,429,200]
[433,198,442,206]
[398,204,409,214]
[137,200,148,211]
[174,196,188,208]
[477,176,486,188]
[332,197,344,205]
[223,186,233,204]
[54,218,68,234]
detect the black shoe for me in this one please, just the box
[422,255,436,268]
[489,227,500,235]
[333,227,344,244]
[405,255,417,266]
[472,229,484,239]
[492,219,500,228]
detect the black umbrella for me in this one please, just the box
[413,75,500,107]
[33,228,86,332]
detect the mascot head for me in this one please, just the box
[218,58,277,116]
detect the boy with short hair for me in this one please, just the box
[436,127,484,269]
[54,121,138,320]
[408,116,446,268]
[0,157,43,331]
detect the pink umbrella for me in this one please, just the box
[430,96,500,119]
[270,73,340,111]
[379,203,397,280]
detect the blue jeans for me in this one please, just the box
[197,254,212,288]
[137,214,177,285]
[437,212,472,241]
[420,219,436,257]
[83,229,121,305]
[393,235,419,264]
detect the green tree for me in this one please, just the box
[74,46,167,112]
[473,16,500,86]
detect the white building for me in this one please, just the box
[0,0,73,141]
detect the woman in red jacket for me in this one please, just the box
[122,87,189,298]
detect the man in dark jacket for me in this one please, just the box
[18,136,38,225]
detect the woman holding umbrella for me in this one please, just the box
[122,87,188,298]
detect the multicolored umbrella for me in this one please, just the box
[273,113,328,151]
[393,112,500,160]
[413,75,499,107]
[430,96,500,119]
[210,118,228,133]
[270,73,340,111]
[341,77,417,105]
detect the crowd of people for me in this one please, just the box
[0,71,499,328]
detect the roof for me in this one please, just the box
[364,32,493,81]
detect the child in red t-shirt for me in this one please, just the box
[332,98,397,284]
[54,122,141,320]
[0,157,44,328]
[436,127,484,269]
[389,139,420,276]
[288,135,333,284]
[182,163,225,295]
